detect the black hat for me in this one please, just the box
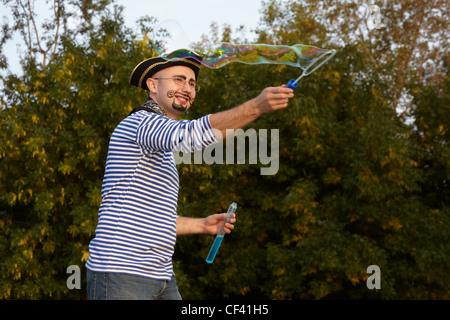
[129,49,203,91]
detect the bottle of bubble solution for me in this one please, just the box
[206,202,237,264]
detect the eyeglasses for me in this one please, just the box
[153,76,201,92]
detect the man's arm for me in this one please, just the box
[176,87,291,235]
[209,86,294,137]
[176,214,236,236]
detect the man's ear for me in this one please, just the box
[146,78,157,93]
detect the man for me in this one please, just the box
[86,50,294,300]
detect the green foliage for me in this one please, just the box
[0,0,448,299]
[174,0,449,299]
[0,1,156,299]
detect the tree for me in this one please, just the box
[173,0,449,299]
[0,0,157,299]
[0,0,448,299]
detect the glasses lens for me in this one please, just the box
[169,77,200,92]
[172,77,184,86]
[188,81,196,90]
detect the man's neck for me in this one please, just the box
[150,95,180,119]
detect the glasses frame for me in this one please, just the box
[152,76,201,92]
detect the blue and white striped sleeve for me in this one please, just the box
[136,113,219,153]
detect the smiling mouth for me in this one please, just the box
[174,92,190,105]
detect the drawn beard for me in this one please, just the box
[168,90,194,113]
[172,103,188,113]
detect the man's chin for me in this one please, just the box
[172,103,188,113]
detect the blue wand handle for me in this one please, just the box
[206,202,237,264]
[286,79,299,89]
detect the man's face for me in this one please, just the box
[147,66,197,119]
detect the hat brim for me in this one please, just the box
[129,51,202,91]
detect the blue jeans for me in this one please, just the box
[86,269,182,300]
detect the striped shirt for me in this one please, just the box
[86,110,218,280]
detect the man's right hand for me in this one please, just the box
[209,85,295,138]
[251,86,295,116]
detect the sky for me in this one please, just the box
[0,0,265,75]
[118,0,265,42]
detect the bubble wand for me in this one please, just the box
[286,49,337,89]
[206,202,237,264]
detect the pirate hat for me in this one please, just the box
[129,49,203,91]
